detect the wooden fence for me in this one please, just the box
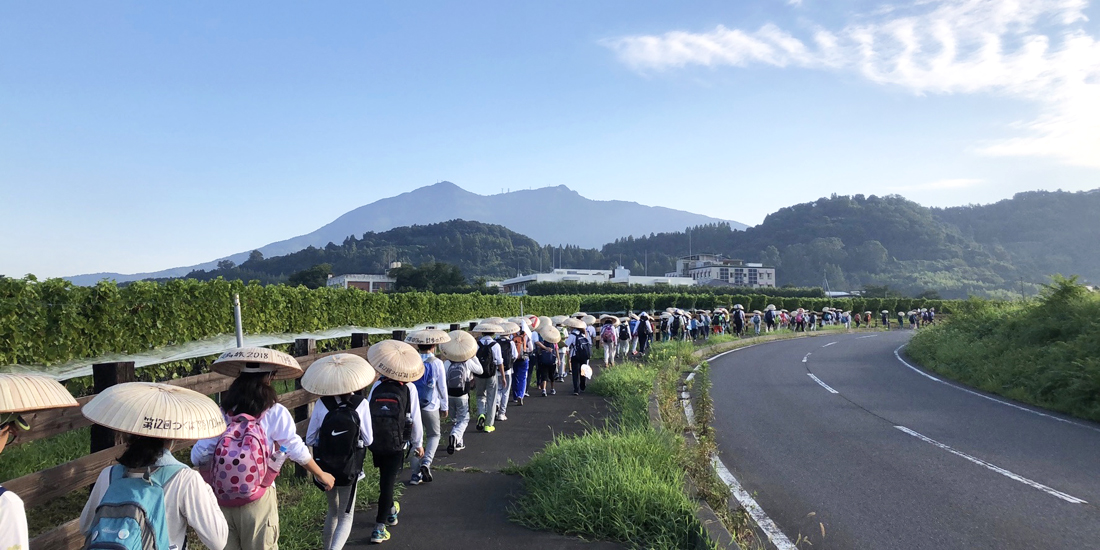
[9,323,472,550]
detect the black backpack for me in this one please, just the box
[571,332,592,363]
[474,339,498,379]
[368,380,411,455]
[496,336,514,369]
[671,316,682,332]
[618,324,630,340]
[315,395,366,487]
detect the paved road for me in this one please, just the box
[709,330,1100,549]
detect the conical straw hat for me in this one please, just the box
[405,329,452,345]
[439,330,478,362]
[367,340,425,383]
[537,316,552,331]
[82,382,226,440]
[0,374,78,414]
[212,347,302,380]
[551,315,567,326]
[537,325,562,344]
[572,312,586,318]
[473,323,503,334]
[301,354,377,396]
[498,322,520,335]
[525,315,541,330]
[582,315,596,325]
[563,318,586,330]
[484,317,506,325]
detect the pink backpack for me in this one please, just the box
[601,325,616,343]
[209,413,272,507]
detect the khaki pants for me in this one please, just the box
[222,483,280,550]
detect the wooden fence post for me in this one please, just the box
[468,322,477,331]
[449,323,460,331]
[90,362,135,453]
[350,332,369,349]
[391,330,406,342]
[292,338,315,478]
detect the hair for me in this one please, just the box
[221,371,277,417]
[417,344,435,353]
[117,434,167,469]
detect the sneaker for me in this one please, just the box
[573,392,579,396]
[496,414,507,421]
[517,398,524,406]
[476,414,486,431]
[455,440,466,451]
[483,425,496,433]
[420,464,433,483]
[385,503,400,526]
[408,473,421,486]
[447,434,456,455]
[540,389,547,397]
[370,526,390,544]
[550,389,556,395]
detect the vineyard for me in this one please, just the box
[574,293,957,318]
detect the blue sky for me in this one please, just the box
[2,1,1098,278]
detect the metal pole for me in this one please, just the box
[233,294,244,347]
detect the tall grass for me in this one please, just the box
[908,277,1100,422]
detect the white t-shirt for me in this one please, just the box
[192,403,312,467]
[306,394,373,448]
[79,454,228,550]
[416,353,449,413]
[0,488,28,550]
[366,380,424,448]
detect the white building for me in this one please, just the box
[666,254,777,288]
[327,274,396,293]
[501,267,695,295]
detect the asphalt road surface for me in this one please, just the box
[709,330,1100,550]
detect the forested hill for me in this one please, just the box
[932,189,1100,287]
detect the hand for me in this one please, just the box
[440,410,448,419]
[415,447,425,458]
[315,471,336,491]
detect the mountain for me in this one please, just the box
[65,182,742,285]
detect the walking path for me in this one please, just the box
[346,378,624,549]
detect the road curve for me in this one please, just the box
[708,330,1100,550]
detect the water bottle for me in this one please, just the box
[263,446,288,487]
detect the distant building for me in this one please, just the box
[665,254,776,288]
[501,267,695,296]
[327,273,396,293]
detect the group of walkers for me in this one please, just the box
[0,312,627,550]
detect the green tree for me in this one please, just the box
[288,263,332,289]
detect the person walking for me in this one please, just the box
[617,318,631,360]
[598,317,618,368]
[193,347,336,550]
[635,312,653,354]
[563,318,592,395]
[405,329,450,485]
[628,313,640,355]
[751,311,762,335]
[534,322,562,396]
[362,340,424,545]
[495,322,520,422]
[510,319,534,406]
[441,330,481,453]
[302,354,377,550]
[471,323,504,434]
[0,374,79,550]
[81,382,229,550]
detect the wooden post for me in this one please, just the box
[90,362,135,453]
[292,338,315,478]
[449,323,460,331]
[391,330,406,342]
[468,321,477,331]
[350,332,369,349]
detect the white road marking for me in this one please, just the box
[894,345,1100,434]
[713,457,798,550]
[808,373,839,394]
[894,426,1088,504]
[856,334,879,339]
[823,341,837,347]
[802,352,811,363]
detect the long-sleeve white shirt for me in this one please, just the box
[80,453,228,550]
[191,403,312,467]
[366,380,423,448]
[305,395,373,448]
[477,336,503,367]
[0,489,28,550]
[418,353,449,413]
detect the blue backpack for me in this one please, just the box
[84,461,186,549]
[413,357,435,407]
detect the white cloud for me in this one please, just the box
[603,0,1100,168]
[890,178,986,190]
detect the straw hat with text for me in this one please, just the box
[0,373,78,414]
[82,382,227,440]
[439,330,479,362]
[367,340,425,383]
[405,329,452,346]
[563,318,586,330]
[301,354,377,396]
[212,347,303,380]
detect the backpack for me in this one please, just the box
[84,462,185,550]
[474,339,497,379]
[512,331,529,360]
[671,316,682,333]
[496,336,514,370]
[446,360,473,396]
[537,345,557,366]
[571,332,592,363]
[314,396,367,487]
[368,380,411,454]
[765,310,774,322]
[412,358,436,407]
[618,324,630,340]
[601,324,616,343]
[209,413,271,507]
